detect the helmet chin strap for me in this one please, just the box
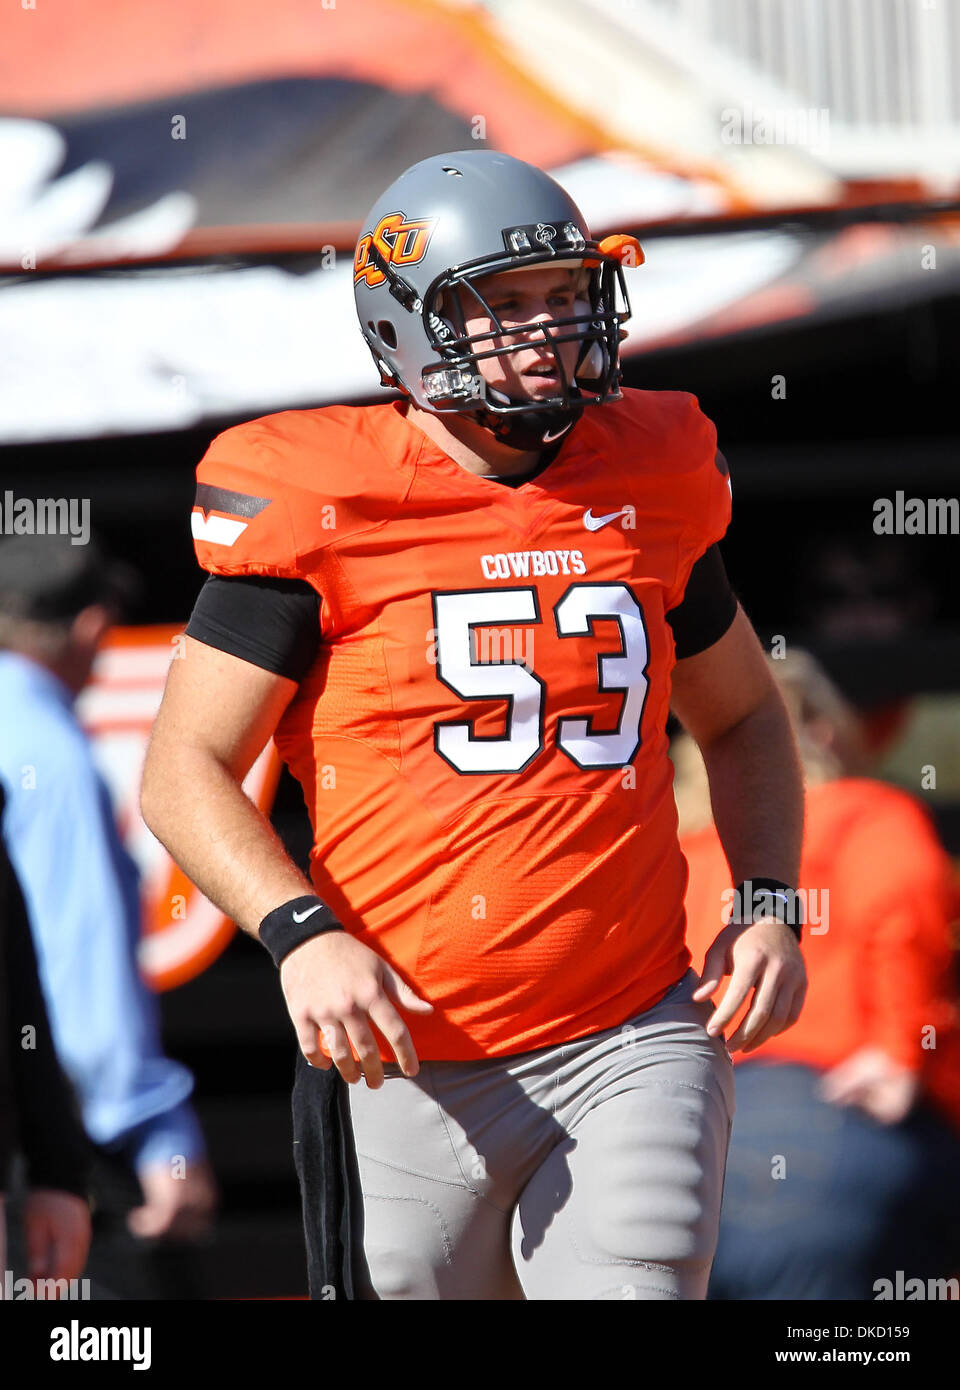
[473,389,584,453]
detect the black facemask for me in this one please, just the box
[472,396,585,453]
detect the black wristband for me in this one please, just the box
[729,878,803,942]
[258,894,345,968]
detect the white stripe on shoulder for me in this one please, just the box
[190,512,248,546]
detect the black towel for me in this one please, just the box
[291,1048,369,1299]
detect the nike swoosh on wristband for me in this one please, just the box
[542,422,573,444]
[583,507,628,531]
[291,904,325,923]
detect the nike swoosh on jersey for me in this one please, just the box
[291,904,325,923]
[582,507,628,531]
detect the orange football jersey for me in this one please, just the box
[191,389,732,1059]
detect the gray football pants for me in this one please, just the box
[346,967,735,1300]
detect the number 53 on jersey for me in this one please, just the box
[431,582,649,775]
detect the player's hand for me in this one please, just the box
[280,930,434,1088]
[819,1045,920,1125]
[21,1189,91,1286]
[127,1158,218,1242]
[692,918,807,1053]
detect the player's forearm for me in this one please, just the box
[699,688,804,889]
[140,749,314,936]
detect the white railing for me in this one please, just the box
[638,0,958,135]
[479,0,959,182]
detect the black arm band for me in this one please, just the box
[258,895,345,968]
[666,544,738,659]
[729,878,803,943]
[185,575,321,682]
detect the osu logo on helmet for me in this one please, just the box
[354,211,438,287]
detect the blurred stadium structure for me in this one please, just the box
[508,0,960,187]
[2,0,960,440]
[1,0,957,1297]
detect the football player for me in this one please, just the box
[141,150,807,1300]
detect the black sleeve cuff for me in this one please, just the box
[666,543,738,659]
[185,574,322,682]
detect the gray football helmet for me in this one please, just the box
[352,149,638,450]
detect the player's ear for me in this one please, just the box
[71,603,113,649]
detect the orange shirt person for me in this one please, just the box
[683,777,960,1133]
[678,650,960,1299]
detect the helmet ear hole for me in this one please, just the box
[576,341,606,387]
[377,320,398,349]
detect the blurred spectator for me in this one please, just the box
[0,534,217,1299]
[677,649,960,1300]
[798,534,936,644]
[1,778,91,1289]
[796,531,937,755]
